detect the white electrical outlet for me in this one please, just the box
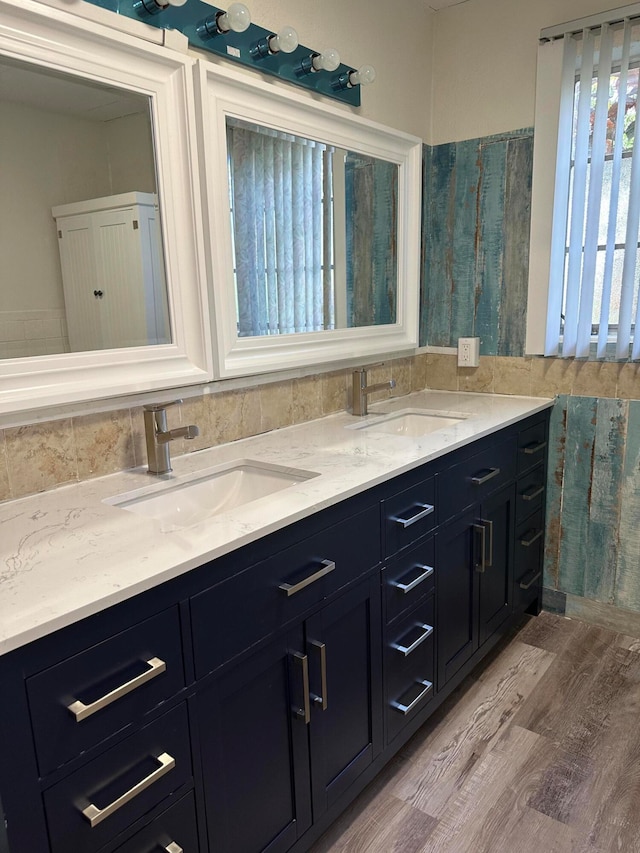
[457,337,480,368]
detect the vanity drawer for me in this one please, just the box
[112,791,199,853]
[383,474,436,557]
[514,509,545,612]
[437,436,517,524]
[385,597,435,744]
[383,536,435,624]
[517,418,548,475]
[27,608,185,776]
[191,504,381,677]
[43,703,192,853]
[516,466,546,525]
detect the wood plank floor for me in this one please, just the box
[309,612,640,853]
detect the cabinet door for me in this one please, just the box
[436,508,479,688]
[305,577,382,819]
[197,627,312,853]
[56,215,102,351]
[477,484,515,646]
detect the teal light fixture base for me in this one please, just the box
[83,0,362,107]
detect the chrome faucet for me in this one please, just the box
[352,367,396,416]
[143,400,199,475]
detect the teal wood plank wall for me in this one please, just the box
[422,130,640,616]
[421,129,533,354]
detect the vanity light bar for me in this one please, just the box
[82,0,372,106]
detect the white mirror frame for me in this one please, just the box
[0,0,213,415]
[195,60,422,379]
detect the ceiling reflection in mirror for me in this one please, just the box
[226,117,398,339]
[0,56,170,359]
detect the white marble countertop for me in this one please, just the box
[0,390,554,655]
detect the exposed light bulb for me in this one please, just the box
[350,64,376,86]
[312,48,340,72]
[134,0,186,15]
[268,25,299,54]
[217,2,251,33]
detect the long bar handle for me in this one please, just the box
[522,484,545,501]
[471,467,500,486]
[391,680,433,715]
[309,640,328,710]
[392,503,434,529]
[393,624,433,657]
[519,570,542,590]
[279,559,336,597]
[520,529,543,547]
[523,440,547,455]
[483,518,494,568]
[292,652,310,724]
[81,752,175,827]
[164,844,184,853]
[67,657,167,722]
[391,564,434,594]
[473,523,486,573]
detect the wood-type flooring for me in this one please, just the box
[309,612,640,853]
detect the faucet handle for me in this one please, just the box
[143,399,183,412]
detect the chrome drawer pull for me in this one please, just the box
[471,467,500,486]
[309,640,328,711]
[522,484,544,501]
[520,529,543,547]
[391,680,433,715]
[393,503,434,528]
[81,751,175,827]
[67,657,167,722]
[391,564,434,594]
[393,624,433,657]
[519,570,542,590]
[164,844,184,853]
[473,523,486,573]
[279,559,335,597]
[523,440,547,455]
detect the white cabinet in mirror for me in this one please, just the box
[0,0,212,415]
[194,60,422,379]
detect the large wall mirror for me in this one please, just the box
[0,0,211,415]
[195,61,422,378]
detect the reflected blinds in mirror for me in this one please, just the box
[227,118,335,337]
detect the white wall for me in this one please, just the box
[431,0,616,144]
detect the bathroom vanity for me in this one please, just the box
[0,391,552,853]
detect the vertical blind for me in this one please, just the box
[546,15,640,359]
[227,118,335,337]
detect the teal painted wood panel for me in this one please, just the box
[475,139,507,354]
[583,397,627,603]
[544,396,567,590]
[420,129,533,355]
[500,135,533,357]
[557,396,599,597]
[614,400,640,611]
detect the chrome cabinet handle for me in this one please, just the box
[519,570,542,590]
[309,640,328,710]
[391,564,434,594]
[522,484,544,501]
[393,624,433,657]
[483,518,494,568]
[292,652,310,724]
[164,844,184,853]
[81,752,175,827]
[391,680,433,715]
[279,559,335,596]
[473,523,486,573]
[392,503,434,529]
[520,529,543,547]
[523,440,547,455]
[471,467,500,486]
[67,657,167,722]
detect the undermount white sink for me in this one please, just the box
[105,460,319,529]
[349,408,468,437]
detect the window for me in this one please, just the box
[527,14,640,360]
